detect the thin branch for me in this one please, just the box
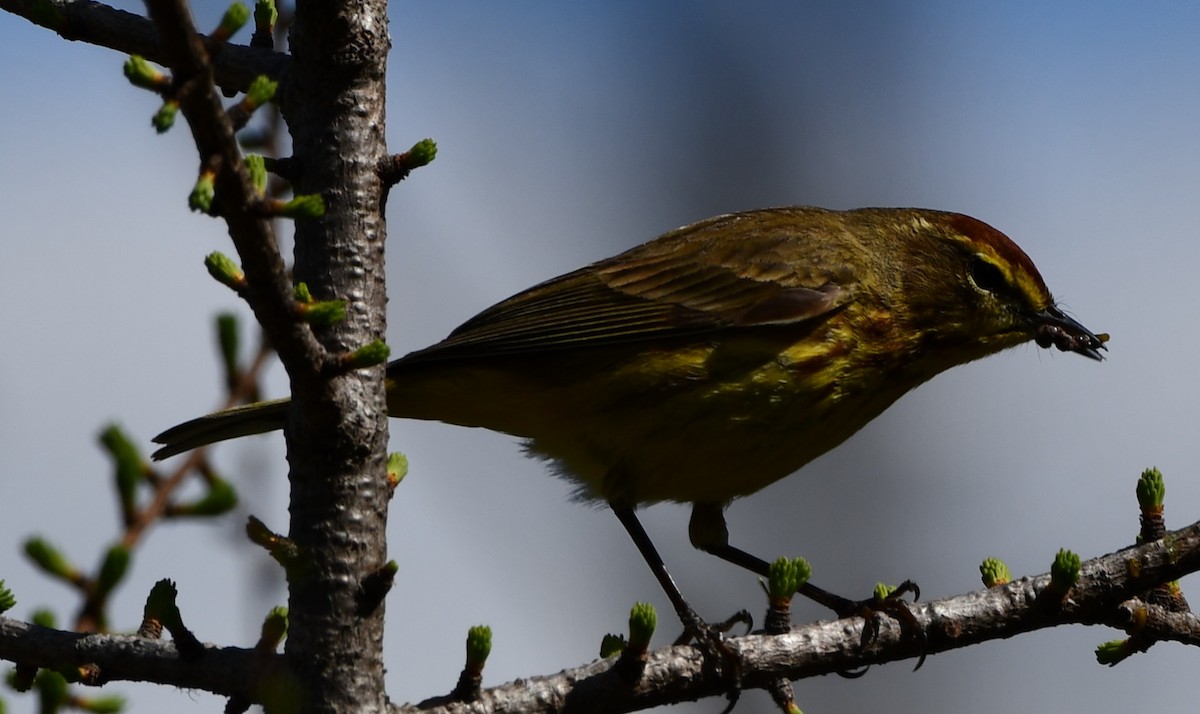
[0,0,289,94]
[0,618,277,699]
[3,520,1199,710]
[123,341,275,551]
[1115,600,1200,647]
[141,0,327,391]
[396,520,1200,714]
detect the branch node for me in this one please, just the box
[144,579,203,659]
[451,625,492,702]
[246,515,309,581]
[255,606,289,653]
[205,251,249,293]
[327,339,390,377]
[356,561,398,616]
[209,3,250,45]
[250,0,278,49]
[378,138,437,188]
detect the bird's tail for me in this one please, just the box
[151,399,290,460]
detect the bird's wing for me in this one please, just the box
[400,209,857,362]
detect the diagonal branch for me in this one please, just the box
[0,617,278,699]
[3,520,1198,710]
[0,0,289,94]
[398,520,1200,714]
[140,0,327,391]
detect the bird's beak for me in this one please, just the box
[1033,306,1108,361]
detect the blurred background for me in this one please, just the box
[2,1,1198,711]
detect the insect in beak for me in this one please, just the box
[1033,306,1107,360]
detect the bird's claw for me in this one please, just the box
[673,608,750,710]
[832,579,928,677]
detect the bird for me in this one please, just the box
[153,206,1106,635]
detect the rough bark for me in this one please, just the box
[278,1,393,712]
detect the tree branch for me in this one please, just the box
[278,0,393,709]
[27,0,396,708]
[0,618,277,699]
[3,517,1198,710]
[0,0,289,94]
[140,0,325,387]
[395,520,1200,713]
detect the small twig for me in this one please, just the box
[7,521,1197,711]
[122,342,272,553]
[0,0,289,94]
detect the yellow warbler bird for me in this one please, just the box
[153,206,1105,630]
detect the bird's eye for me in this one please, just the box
[969,256,1009,295]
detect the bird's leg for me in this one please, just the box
[611,503,702,628]
[689,502,863,615]
[610,502,746,693]
[688,502,926,669]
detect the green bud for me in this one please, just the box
[31,608,56,628]
[216,313,240,376]
[293,282,313,303]
[345,339,391,370]
[123,55,167,91]
[35,671,68,709]
[98,423,143,514]
[189,171,216,213]
[215,2,250,42]
[259,606,288,649]
[387,452,409,488]
[77,694,126,713]
[246,515,276,548]
[205,251,247,292]
[0,580,16,613]
[97,545,132,596]
[627,601,656,652]
[406,138,438,168]
[767,557,793,600]
[297,299,346,327]
[465,625,492,671]
[979,557,1012,587]
[356,561,398,616]
[599,633,626,658]
[173,477,237,517]
[873,582,897,602]
[152,100,178,133]
[146,580,201,657]
[244,154,268,195]
[24,538,77,582]
[1050,548,1081,593]
[254,0,278,29]
[244,75,278,110]
[246,516,305,573]
[1136,467,1165,510]
[1095,638,1130,666]
[768,556,811,601]
[793,557,812,587]
[280,194,326,219]
[144,579,183,632]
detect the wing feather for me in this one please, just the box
[399,208,858,363]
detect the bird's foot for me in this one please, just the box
[672,607,753,712]
[831,579,926,677]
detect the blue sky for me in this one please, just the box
[3,2,1199,712]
